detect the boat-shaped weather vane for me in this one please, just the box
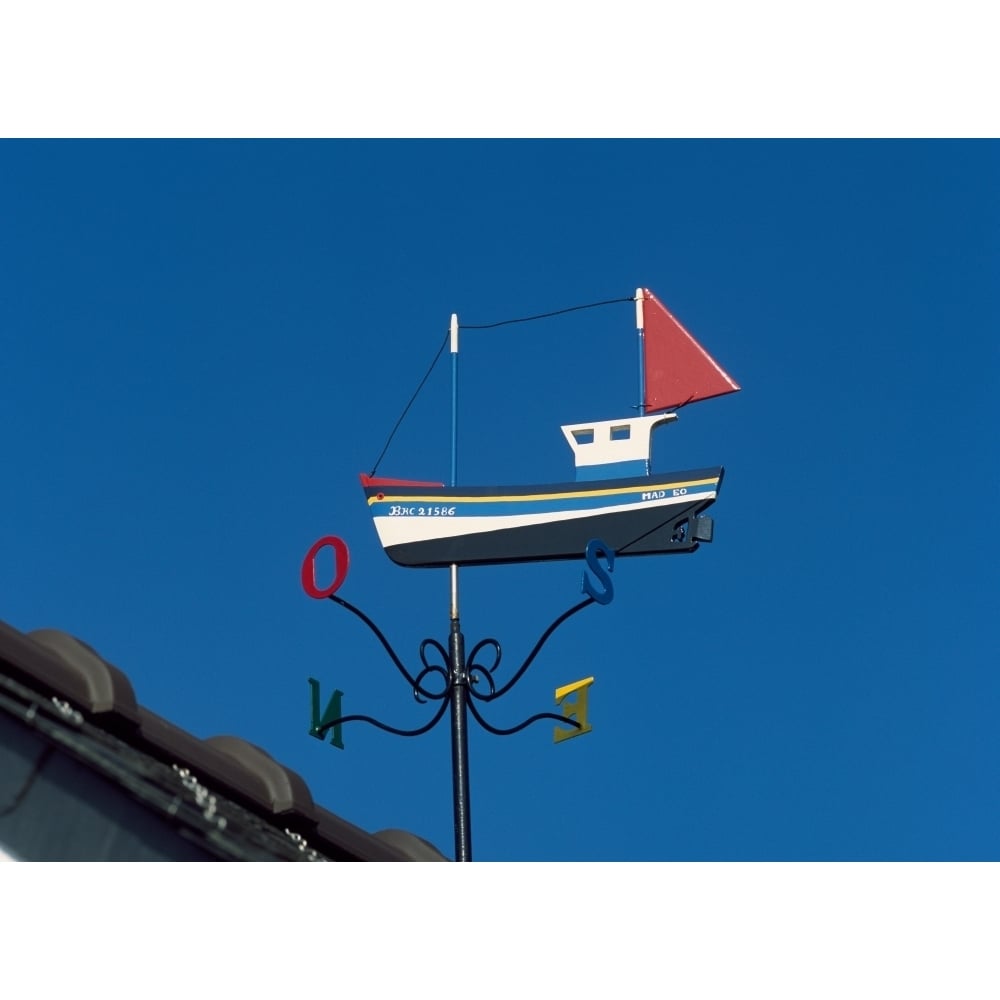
[301,287,740,861]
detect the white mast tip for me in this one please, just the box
[450,313,459,353]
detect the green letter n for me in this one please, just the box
[309,677,345,749]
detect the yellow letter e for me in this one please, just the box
[554,676,594,744]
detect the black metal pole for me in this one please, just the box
[449,616,472,861]
[447,312,471,862]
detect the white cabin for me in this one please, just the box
[560,413,677,481]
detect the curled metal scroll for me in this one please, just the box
[414,639,450,703]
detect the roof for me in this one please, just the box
[0,617,447,861]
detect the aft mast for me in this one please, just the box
[635,286,647,419]
[635,287,648,473]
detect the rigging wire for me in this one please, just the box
[369,330,450,477]
[369,294,634,476]
[459,295,635,330]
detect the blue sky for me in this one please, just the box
[2,140,997,861]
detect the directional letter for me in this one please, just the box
[582,538,615,605]
[554,676,594,744]
[309,677,345,749]
[301,536,350,599]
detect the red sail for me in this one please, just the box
[642,289,740,413]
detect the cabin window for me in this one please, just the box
[572,429,594,445]
[610,425,631,441]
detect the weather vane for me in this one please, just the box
[301,288,740,861]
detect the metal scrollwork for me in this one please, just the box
[314,592,594,741]
[414,639,450,703]
[467,638,501,699]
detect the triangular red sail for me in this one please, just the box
[642,289,740,413]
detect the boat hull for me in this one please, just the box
[362,467,724,568]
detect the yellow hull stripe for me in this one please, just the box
[368,477,718,507]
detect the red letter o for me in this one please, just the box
[301,536,350,599]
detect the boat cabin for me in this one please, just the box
[560,413,677,481]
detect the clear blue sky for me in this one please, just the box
[2,140,997,861]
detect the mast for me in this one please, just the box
[635,287,649,474]
[635,287,646,418]
[450,313,459,492]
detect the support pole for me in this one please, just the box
[448,312,472,861]
[450,616,471,861]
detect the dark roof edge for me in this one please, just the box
[0,618,447,861]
